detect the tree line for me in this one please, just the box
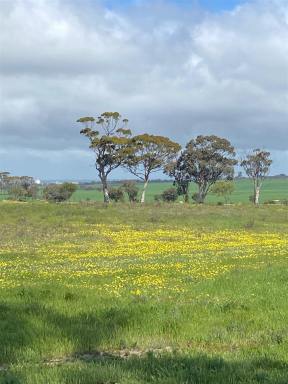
[0,172,77,203]
[78,111,272,205]
[0,173,38,200]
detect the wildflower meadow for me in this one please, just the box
[0,202,288,383]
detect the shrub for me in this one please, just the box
[62,182,77,195]
[210,181,235,203]
[161,188,178,202]
[26,184,38,199]
[121,181,139,202]
[7,176,38,201]
[108,187,124,202]
[8,185,27,201]
[43,183,77,202]
[155,188,178,203]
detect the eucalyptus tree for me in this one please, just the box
[241,149,272,205]
[125,134,181,203]
[174,135,237,203]
[78,112,131,203]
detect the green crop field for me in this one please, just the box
[70,178,288,203]
[0,202,288,383]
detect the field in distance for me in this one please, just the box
[0,202,288,383]
[71,178,288,203]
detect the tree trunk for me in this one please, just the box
[197,193,205,204]
[254,186,260,205]
[101,175,110,203]
[197,185,206,204]
[141,179,149,203]
[184,192,189,203]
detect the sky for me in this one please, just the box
[0,0,287,180]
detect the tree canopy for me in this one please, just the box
[172,135,237,203]
[125,134,181,203]
[241,149,272,204]
[78,112,131,203]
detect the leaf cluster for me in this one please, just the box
[78,113,132,178]
[179,135,237,186]
[240,149,272,181]
[43,183,77,203]
[125,134,181,181]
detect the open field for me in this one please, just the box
[70,178,288,203]
[0,202,288,383]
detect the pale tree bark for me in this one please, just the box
[254,185,260,205]
[141,179,149,203]
[100,174,110,203]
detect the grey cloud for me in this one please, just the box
[0,0,287,177]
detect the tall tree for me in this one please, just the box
[125,134,181,203]
[78,112,131,203]
[241,149,272,205]
[174,135,237,203]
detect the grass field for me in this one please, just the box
[0,202,288,383]
[70,178,288,203]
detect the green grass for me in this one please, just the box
[0,202,288,383]
[70,178,288,203]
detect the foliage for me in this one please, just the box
[121,181,139,202]
[241,149,272,205]
[78,112,131,203]
[0,171,10,194]
[108,187,125,202]
[8,185,27,201]
[210,181,235,203]
[159,187,178,202]
[164,161,189,202]
[173,135,237,203]
[63,178,287,204]
[43,183,77,202]
[6,175,37,200]
[124,134,181,203]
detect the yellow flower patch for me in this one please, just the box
[0,224,287,296]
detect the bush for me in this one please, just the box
[26,184,38,199]
[8,185,27,201]
[43,183,77,202]
[108,187,124,202]
[154,188,178,202]
[7,176,38,201]
[161,188,178,202]
[210,181,234,203]
[264,200,278,205]
[121,181,139,202]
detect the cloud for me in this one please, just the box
[0,0,287,177]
